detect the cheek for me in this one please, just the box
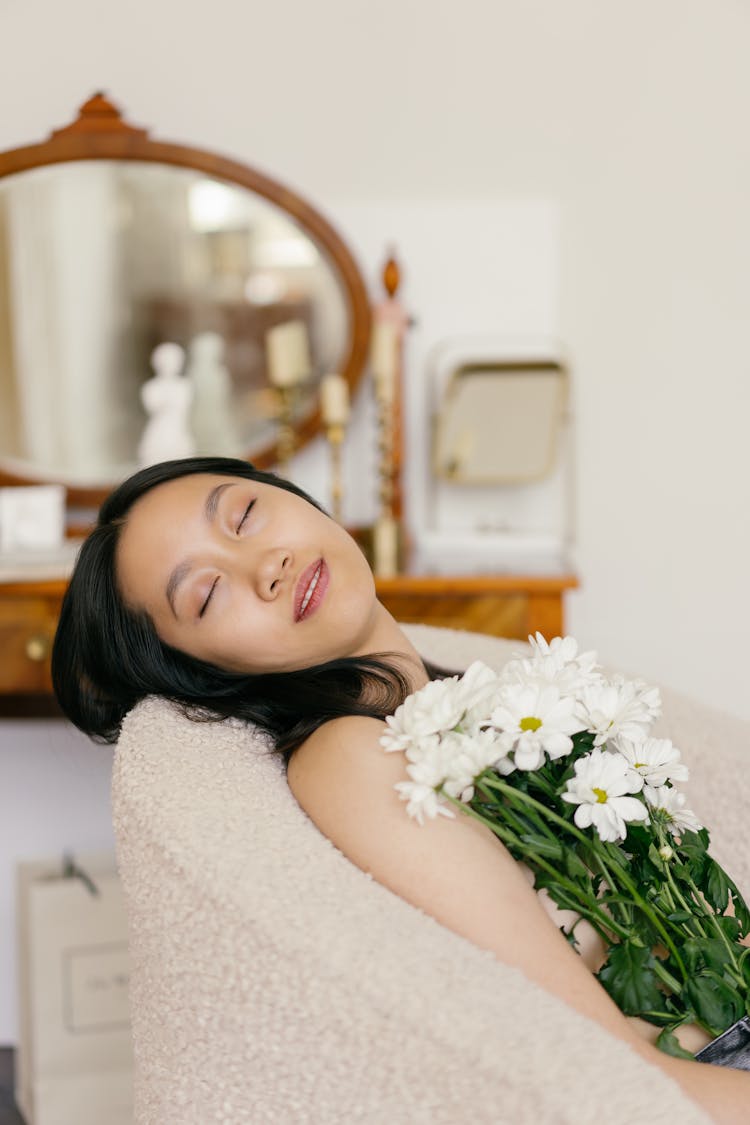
[197,615,269,672]
[131,607,188,661]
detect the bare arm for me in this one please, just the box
[288,715,750,1125]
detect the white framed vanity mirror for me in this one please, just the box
[433,356,568,484]
[420,337,575,576]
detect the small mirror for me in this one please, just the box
[433,360,568,484]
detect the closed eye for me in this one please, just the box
[199,577,219,618]
[236,499,256,534]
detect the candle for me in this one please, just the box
[373,514,399,578]
[370,320,398,403]
[448,428,475,476]
[321,373,350,427]
[265,320,311,388]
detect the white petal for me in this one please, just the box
[574,804,595,830]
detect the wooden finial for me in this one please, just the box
[382,250,401,299]
[79,92,123,119]
[51,92,148,139]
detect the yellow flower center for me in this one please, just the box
[592,787,609,804]
[519,716,542,732]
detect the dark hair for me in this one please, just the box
[52,456,441,760]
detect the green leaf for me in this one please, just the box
[627,823,655,857]
[680,938,703,974]
[563,849,589,880]
[655,1027,696,1060]
[738,948,750,991]
[675,831,709,881]
[715,914,742,943]
[686,973,744,1035]
[690,937,736,976]
[728,881,750,936]
[518,833,563,859]
[572,730,595,755]
[638,1008,684,1028]
[705,860,731,913]
[597,942,667,1016]
[601,840,632,871]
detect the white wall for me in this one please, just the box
[1,0,749,1041]
[0,723,115,1043]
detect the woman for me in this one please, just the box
[53,456,748,1124]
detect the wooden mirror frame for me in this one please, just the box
[0,92,372,506]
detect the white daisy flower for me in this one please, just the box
[562,748,649,842]
[489,683,586,771]
[380,676,464,752]
[399,744,452,788]
[528,633,602,683]
[456,660,503,723]
[501,633,602,696]
[644,785,702,836]
[615,736,689,788]
[578,677,661,747]
[440,727,510,801]
[380,661,500,754]
[616,675,662,722]
[394,780,455,825]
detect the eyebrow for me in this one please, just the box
[165,481,233,618]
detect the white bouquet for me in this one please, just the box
[381,635,750,1058]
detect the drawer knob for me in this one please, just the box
[25,634,50,663]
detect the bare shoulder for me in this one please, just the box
[287,714,411,814]
[288,715,456,860]
[287,713,543,932]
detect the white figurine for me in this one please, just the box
[137,342,196,468]
[186,332,242,456]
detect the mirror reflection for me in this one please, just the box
[433,362,568,483]
[0,160,349,485]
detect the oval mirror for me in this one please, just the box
[0,94,371,504]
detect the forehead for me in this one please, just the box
[115,474,246,596]
[134,472,244,508]
[123,473,263,528]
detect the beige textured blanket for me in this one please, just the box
[113,625,749,1124]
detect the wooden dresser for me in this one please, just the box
[375,572,577,642]
[0,579,67,714]
[0,571,577,716]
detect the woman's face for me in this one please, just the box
[116,473,380,674]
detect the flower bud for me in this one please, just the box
[658,844,674,861]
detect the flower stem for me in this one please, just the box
[651,959,683,994]
[450,792,630,945]
[654,834,746,989]
[474,778,559,844]
[477,775,690,982]
[682,872,745,983]
[660,857,710,941]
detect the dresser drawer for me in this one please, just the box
[0,596,61,693]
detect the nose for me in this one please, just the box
[251,547,293,601]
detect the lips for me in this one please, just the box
[294,558,328,622]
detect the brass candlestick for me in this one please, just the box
[369,251,409,577]
[373,390,400,577]
[321,372,350,522]
[274,384,297,473]
[376,392,394,517]
[326,423,345,522]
